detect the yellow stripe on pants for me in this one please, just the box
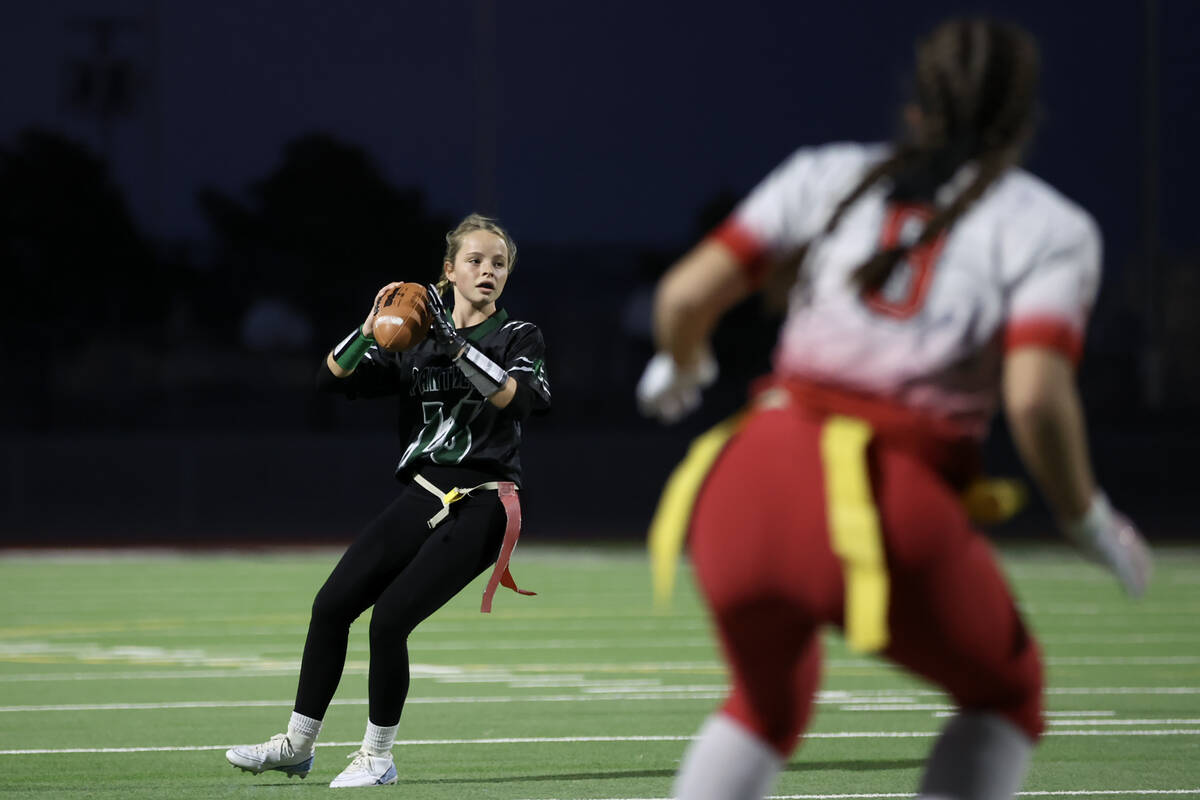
[647,413,745,610]
[820,415,890,653]
[647,402,1023,645]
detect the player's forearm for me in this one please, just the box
[1003,353,1095,521]
[325,351,353,378]
[653,241,751,367]
[317,351,363,394]
[323,325,376,380]
[488,375,518,409]
[654,288,720,369]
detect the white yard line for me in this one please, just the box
[3,691,1187,722]
[1044,719,1200,726]
[5,728,1200,756]
[778,793,1200,800]
[1047,687,1200,695]
[5,629,1200,673]
[518,791,1200,800]
[0,693,731,712]
[410,638,717,651]
[11,623,1193,640]
[4,644,1200,669]
[1046,656,1200,666]
[0,668,304,682]
[836,704,953,712]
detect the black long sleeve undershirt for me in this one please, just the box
[315,360,342,394]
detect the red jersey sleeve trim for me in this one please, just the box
[1005,317,1084,364]
[709,219,769,287]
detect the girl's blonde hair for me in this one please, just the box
[435,213,518,296]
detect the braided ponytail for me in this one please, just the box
[854,144,1021,292]
[765,18,1039,305]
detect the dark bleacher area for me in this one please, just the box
[2,132,1196,546]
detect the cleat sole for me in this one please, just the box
[227,752,313,779]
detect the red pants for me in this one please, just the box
[689,406,1043,756]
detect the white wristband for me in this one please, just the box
[455,344,508,398]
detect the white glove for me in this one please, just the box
[1062,491,1152,598]
[636,351,718,423]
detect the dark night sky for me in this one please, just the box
[2,1,1197,270]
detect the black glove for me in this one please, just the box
[425,284,468,358]
[424,283,509,398]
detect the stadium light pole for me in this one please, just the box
[144,0,164,234]
[1141,0,1162,411]
[63,15,140,166]
[474,0,498,217]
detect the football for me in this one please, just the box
[373,282,432,352]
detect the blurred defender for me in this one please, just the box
[638,18,1151,800]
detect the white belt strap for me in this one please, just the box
[413,473,506,528]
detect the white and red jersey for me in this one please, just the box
[713,142,1101,439]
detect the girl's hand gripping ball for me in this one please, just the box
[371,282,432,352]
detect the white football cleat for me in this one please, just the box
[225,733,314,778]
[329,749,398,788]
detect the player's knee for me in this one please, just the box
[1004,651,1044,739]
[759,718,803,756]
[368,604,419,645]
[722,695,802,757]
[961,643,1044,740]
[309,585,358,630]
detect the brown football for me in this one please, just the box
[373,282,432,352]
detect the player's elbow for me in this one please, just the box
[495,379,538,420]
[316,357,352,393]
[1004,395,1060,444]
[655,241,749,328]
[655,271,705,324]
[1003,376,1058,421]
[1002,348,1077,423]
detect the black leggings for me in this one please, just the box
[293,466,507,726]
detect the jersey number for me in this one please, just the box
[399,398,483,467]
[863,204,948,320]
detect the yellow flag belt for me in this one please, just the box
[647,408,1026,654]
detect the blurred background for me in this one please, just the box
[1,0,1196,547]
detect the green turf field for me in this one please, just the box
[0,543,1197,799]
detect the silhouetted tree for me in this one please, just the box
[0,128,161,341]
[198,133,451,347]
[0,129,163,429]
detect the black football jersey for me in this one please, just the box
[328,309,551,485]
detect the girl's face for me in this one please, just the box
[443,230,510,312]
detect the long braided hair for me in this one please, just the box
[766,19,1040,305]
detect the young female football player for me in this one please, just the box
[226,213,550,787]
[637,18,1151,800]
